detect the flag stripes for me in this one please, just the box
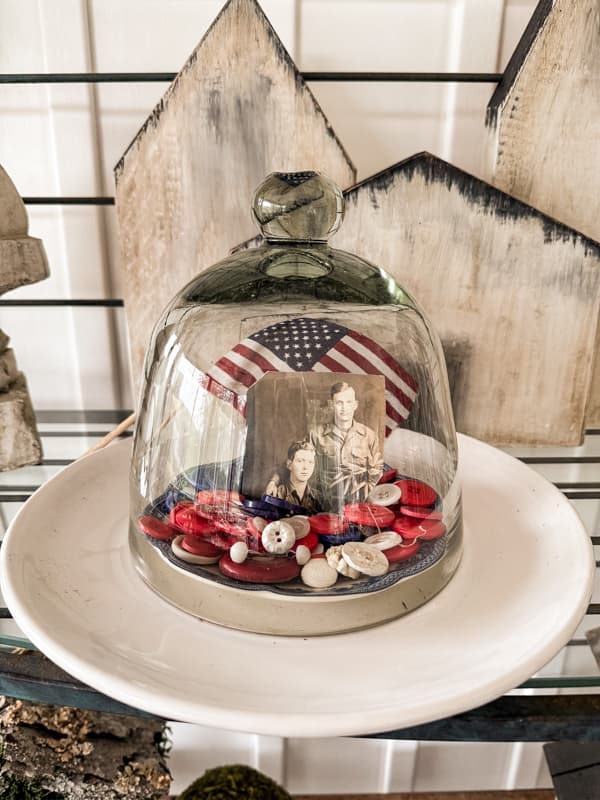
[202,318,417,434]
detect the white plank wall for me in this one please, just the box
[4,0,587,793]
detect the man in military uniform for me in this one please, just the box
[310,381,383,512]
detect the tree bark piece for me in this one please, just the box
[485,0,600,426]
[115,0,355,398]
[329,153,600,446]
[0,697,170,799]
[0,164,49,294]
[0,373,42,470]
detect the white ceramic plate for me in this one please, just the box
[0,435,593,737]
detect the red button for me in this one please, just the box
[181,536,222,557]
[414,520,446,540]
[214,516,251,538]
[386,539,420,562]
[377,468,397,485]
[343,503,395,527]
[137,515,175,541]
[290,531,319,552]
[309,514,348,535]
[391,516,420,536]
[400,505,443,521]
[394,479,437,507]
[219,554,301,583]
[169,503,216,536]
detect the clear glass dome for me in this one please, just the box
[130,171,462,635]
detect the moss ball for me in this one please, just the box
[178,764,293,800]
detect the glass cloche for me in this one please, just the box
[130,171,462,635]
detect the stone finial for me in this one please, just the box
[0,164,49,294]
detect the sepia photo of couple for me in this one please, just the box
[242,373,385,513]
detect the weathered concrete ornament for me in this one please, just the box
[485,0,600,426]
[0,164,47,470]
[115,0,355,396]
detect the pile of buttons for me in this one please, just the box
[137,468,445,590]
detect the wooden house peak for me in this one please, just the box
[486,0,554,126]
[347,150,600,255]
[115,0,353,180]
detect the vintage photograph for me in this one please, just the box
[242,373,385,512]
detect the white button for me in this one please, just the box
[261,520,295,554]
[313,542,325,554]
[342,541,389,576]
[364,531,402,550]
[300,558,339,588]
[286,515,311,540]
[367,483,402,506]
[295,544,311,565]
[252,516,268,532]
[230,541,249,564]
[325,545,360,578]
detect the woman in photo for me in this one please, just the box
[264,439,320,513]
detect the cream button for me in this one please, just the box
[300,558,338,588]
[295,544,311,565]
[261,520,295,554]
[342,541,389,576]
[363,531,402,550]
[286,515,311,540]
[325,545,360,578]
[367,483,402,506]
[229,541,249,564]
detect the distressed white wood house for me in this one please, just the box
[0,163,47,469]
[115,0,355,394]
[331,152,600,446]
[485,0,600,425]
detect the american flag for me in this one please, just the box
[200,318,418,436]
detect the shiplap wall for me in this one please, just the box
[1,0,582,793]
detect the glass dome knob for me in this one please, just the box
[252,171,344,242]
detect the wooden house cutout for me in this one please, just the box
[328,152,600,446]
[486,0,600,424]
[115,0,355,395]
